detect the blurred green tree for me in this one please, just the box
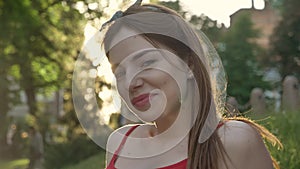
[158,0,267,106]
[218,12,269,106]
[0,0,104,158]
[0,0,85,119]
[270,0,300,78]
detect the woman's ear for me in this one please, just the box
[184,54,194,72]
[187,70,194,79]
[182,55,195,79]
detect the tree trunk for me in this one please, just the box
[0,73,10,158]
[20,62,37,117]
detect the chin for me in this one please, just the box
[134,111,161,123]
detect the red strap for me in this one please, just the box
[217,121,225,129]
[107,122,225,169]
[109,125,140,166]
[157,159,188,169]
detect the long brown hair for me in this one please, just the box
[103,3,282,169]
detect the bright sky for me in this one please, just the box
[177,0,265,27]
[98,0,265,27]
[84,0,266,37]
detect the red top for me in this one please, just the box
[106,122,225,169]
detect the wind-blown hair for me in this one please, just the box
[102,3,281,169]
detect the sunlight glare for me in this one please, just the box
[180,0,253,27]
[88,2,98,10]
[98,86,112,102]
[254,0,265,10]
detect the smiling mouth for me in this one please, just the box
[131,93,150,108]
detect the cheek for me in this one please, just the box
[116,83,128,100]
[160,77,180,98]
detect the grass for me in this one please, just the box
[267,111,300,169]
[248,110,300,169]
[67,110,300,169]
[62,152,106,169]
[3,111,299,169]
[0,158,29,169]
[0,151,105,169]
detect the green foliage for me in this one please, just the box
[61,110,300,169]
[0,0,104,160]
[158,0,186,17]
[269,112,300,169]
[0,158,29,169]
[2,147,104,169]
[218,12,269,105]
[0,0,85,117]
[270,0,300,79]
[3,109,300,169]
[269,0,284,10]
[189,14,222,44]
[250,111,300,169]
[44,135,103,169]
[62,153,105,169]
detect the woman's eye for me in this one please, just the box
[141,60,156,67]
[114,71,125,79]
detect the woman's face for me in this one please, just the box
[108,27,190,122]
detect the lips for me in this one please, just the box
[131,93,150,108]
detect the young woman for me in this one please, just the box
[101,1,281,168]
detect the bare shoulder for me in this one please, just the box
[218,120,259,143]
[217,120,265,154]
[217,120,274,169]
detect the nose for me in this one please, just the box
[128,76,144,93]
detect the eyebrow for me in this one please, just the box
[111,48,158,71]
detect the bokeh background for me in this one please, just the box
[0,0,299,168]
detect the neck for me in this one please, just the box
[149,105,193,140]
[151,112,178,136]
[149,81,196,140]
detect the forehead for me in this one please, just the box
[108,34,156,67]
